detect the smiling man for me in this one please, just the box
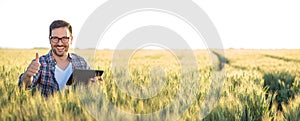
[18,20,101,97]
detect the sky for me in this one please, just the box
[0,0,299,49]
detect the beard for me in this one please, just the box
[52,45,68,57]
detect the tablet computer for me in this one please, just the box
[66,69,104,85]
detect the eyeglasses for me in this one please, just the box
[50,36,70,43]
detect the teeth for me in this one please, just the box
[57,47,64,51]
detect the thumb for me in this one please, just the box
[35,52,39,62]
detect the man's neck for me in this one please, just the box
[52,51,70,70]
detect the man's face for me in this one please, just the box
[49,27,73,57]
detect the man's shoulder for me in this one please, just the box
[69,53,90,69]
[69,53,87,61]
[37,52,52,62]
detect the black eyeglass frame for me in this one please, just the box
[50,36,70,43]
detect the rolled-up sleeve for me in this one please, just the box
[18,73,24,88]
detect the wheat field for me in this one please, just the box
[0,48,299,120]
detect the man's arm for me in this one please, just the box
[18,53,40,89]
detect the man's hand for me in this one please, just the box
[96,76,103,82]
[89,76,104,83]
[22,53,40,87]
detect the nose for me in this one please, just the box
[56,39,64,45]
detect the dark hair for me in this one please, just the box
[49,20,72,36]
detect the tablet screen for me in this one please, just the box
[66,69,104,85]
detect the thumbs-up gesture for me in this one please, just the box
[25,53,41,77]
[22,53,41,87]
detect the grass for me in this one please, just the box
[0,48,300,120]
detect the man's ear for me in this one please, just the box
[69,35,73,45]
[49,36,51,44]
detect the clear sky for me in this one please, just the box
[0,0,299,49]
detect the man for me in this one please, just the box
[18,20,101,97]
